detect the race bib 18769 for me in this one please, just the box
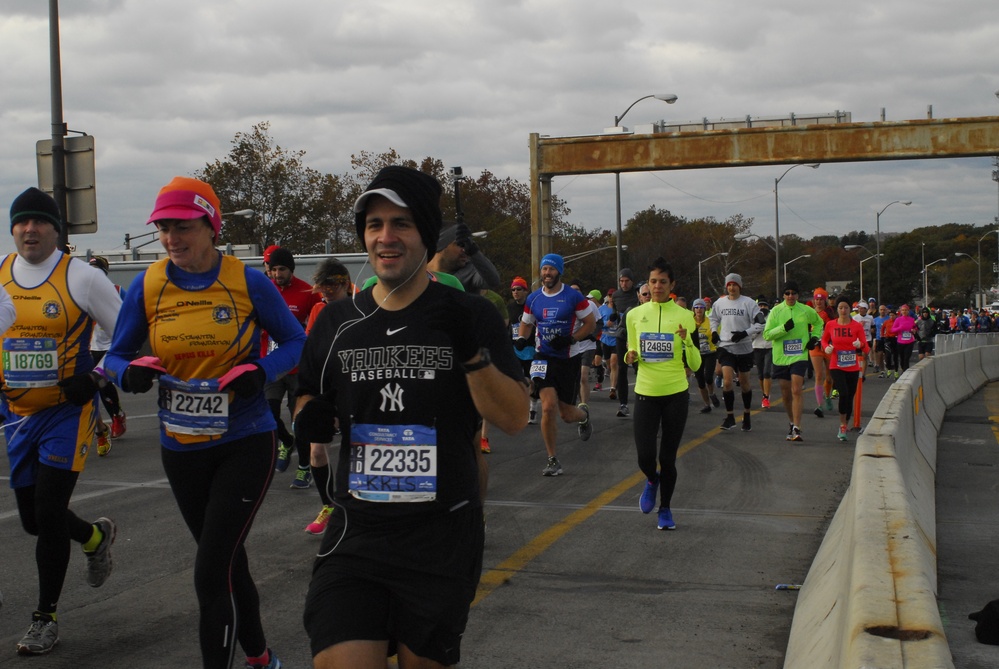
[2,337,58,388]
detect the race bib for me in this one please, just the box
[639,332,674,362]
[2,337,59,388]
[899,331,914,343]
[510,324,520,340]
[836,350,857,367]
[699,336,711,353]
[158,375,229,435]
[783,338,803,356]
[348,423,437,502]
[530,360,548,379]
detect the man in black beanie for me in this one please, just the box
[613,267,640,417]
[296,165,529,667]
[3,186,123,655]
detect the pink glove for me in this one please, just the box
[131,356,167,372]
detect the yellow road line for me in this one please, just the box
[473,414,736,607]
[984,382,999,446]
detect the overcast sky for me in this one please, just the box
[2,0,998,259]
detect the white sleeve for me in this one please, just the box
[68,260,123,334]
[0,283,15,334]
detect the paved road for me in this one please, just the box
[936,382,999,669]
[0,375,893,668]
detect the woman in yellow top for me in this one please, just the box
[625,258,701,531]
[691,298,720,413]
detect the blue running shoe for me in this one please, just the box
[639,474,659,514]
[657,507,676,531]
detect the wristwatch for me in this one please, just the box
[461,347,492,373]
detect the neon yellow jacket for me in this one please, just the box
[627,300,701,397]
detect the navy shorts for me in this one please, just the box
[772,360,812,380]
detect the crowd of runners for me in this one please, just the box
[3,170,989,668]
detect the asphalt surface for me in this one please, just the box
[936,381,999,669]
[0,372,899,668]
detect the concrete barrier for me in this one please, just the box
[933,351,976,407]
[784,341,999,669]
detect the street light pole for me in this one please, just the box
[922,258,947,307]
[773,164,820,298]
[782,254,811,283]
[697,251,729,300]
[978,230,999,308]
[612,93,677,279]
[859,254,881,302]
[955,252,981,307]
[874,200,912,305]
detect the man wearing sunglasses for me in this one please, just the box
[763,281,824,442]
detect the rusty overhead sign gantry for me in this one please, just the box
[528,115,999,285]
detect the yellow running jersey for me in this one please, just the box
[0,253,93,415]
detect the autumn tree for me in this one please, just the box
[197,122,330,252]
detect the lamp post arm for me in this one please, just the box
[614,95,656,126]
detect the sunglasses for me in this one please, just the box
[639,292,650,297]
[784,290,798,296]
[511,287,526,291]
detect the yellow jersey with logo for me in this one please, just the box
[144,255,259,444]
[0,253,93,415]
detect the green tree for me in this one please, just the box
[197,122,328,252]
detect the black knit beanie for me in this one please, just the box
[353,166,443,259]
[268,247,295,271]
[10,187,62,232]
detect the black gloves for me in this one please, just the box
[219,364,266,399]
[711,331,720,345]
[123,365,158,393]
[514,337,530,351]
[805,336,820,351]
[731,330,748,342]
[294,396,338,444]
[549,335,575,351]
[784,318,795,332]
[58,371,102,406]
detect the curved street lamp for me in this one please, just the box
[874,200,911,304]
[955,252,981,307]
[782,254,811,283]
[697,251,728,299]
[774,164,820,297]
[977,229,999,308]
[612,93,678,279]
[563,244,626,264]
[844,245,882,301]
[922,257,947,307]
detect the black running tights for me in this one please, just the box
[160,432,276,669]
[15,464,94,613]
[633,391,689,510]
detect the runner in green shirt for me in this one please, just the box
[763,281,824,442]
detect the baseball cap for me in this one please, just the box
[147,177,223,241]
